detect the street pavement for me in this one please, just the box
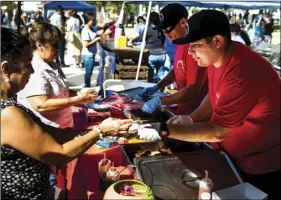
[62,65,100,90]
[62,50,101,90]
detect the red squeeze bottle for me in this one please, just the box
[198,170,213,200]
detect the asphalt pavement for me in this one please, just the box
[62,65,100,90]
[62,50,101,91]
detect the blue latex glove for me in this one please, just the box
[141,97,162,114]
[140,85,159,98]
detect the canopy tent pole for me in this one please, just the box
[138,4,142,16]
[135,1,152,81]
[117,1,126,25]
[43,5,47,19]
[251,20,257,47]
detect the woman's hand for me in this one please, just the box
[77,89,99,104]
[101,34,108,42]
[78,88,98,96]
[99,118,135,136]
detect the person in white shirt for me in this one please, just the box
[17,22,97,128]
[3,11,12,29]
[81,12,101,87]
[230,23,246,45]
[129,16,146,48]
[66,9,82,68]
[50,5,66,67]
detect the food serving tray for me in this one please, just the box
[134,155,200,199]
[120,140,209,165]
[133,150,242,200]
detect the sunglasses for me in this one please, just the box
[162,25,176,34]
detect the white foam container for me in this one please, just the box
[212,182,268,200]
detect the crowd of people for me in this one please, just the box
[126,8,277,83]
[2,6,277,86]
[1,5,120,89]
[1,3,280,200]
[1,10,45,30]
[227,9,276,47]
[0,5,178,84]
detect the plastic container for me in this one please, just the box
[116,36,128,48]
[198,171,213,200]
[106,167,119,182]
[114,27,123,47]
[212,182,268,200]
[103,180,154,200]
[98,155,112,191]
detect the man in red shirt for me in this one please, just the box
[165,10,280,198]
[141,3,208,115]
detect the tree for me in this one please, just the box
[1,1,17,15]
[87,1,139,22]
[87,1,122,12]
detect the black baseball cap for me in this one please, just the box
[155,3,188,32]
[173,10,231,45]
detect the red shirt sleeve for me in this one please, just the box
[185,53,207,86]
[108,24,116,38]
[211,64,260,128]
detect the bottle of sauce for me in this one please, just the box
[106,166,119,183]
[198,170,213,200]
[98,154,112,191]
